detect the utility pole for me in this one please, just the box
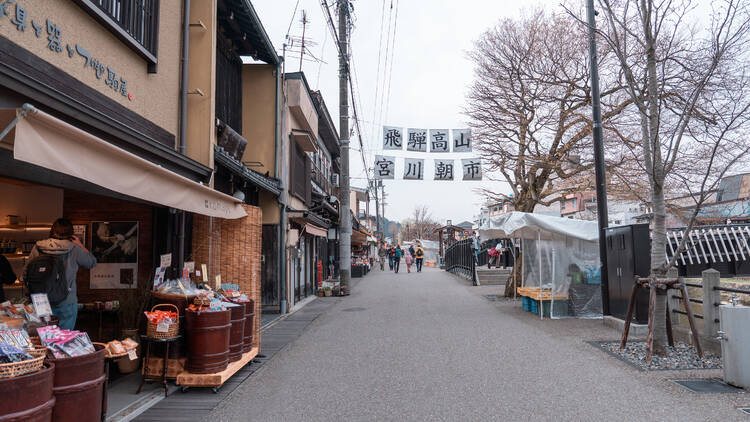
[337,0,351,295]
[371,179,381,236]
[380,181,386,231]
[586,0,610,314]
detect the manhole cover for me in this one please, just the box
[342,307,366,312]
[672,379,745,394]
[483,295,501,301]
[739,408,750,415]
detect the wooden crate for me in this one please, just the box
[516,286,568,301]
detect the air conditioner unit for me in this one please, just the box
[332,173,340,187]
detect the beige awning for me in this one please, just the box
[7,106,246,219]
[304,223,327,237]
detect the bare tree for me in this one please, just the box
[573,0,750,355]
[465,9,630,296]
[401,205,440,242]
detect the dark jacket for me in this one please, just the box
[394,248,402,259]
[0,255,16,302]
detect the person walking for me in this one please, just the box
[393,245,402,273]
[388,245,395,270]
[24,218,97,330]
[405,249,413,273]
[415,244,425,272]
[378,243,387,270]
[408,245,415,260]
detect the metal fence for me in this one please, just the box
[444,238,476,284]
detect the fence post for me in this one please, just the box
[701,268,720,339]
[667,267,680,325]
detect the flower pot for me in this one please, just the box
[324,290,332,297]
[317,290,325,297]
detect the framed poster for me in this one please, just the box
[90,221,138,289]
[73,224,87,245]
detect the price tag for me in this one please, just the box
[160,253,172,268]
[156,322,169,333]
[127,349,137,360]
[184,261,195,273]
[30,294,52,318]
[215,275,221,290]
[201,264,208,282]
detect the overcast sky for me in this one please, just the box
[253,0,548,224]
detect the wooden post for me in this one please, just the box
[679,282,704,358]
[665,300,674,347]
[620,280,640,349]
[646,278,657,363]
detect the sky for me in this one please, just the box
[253,0,548,224]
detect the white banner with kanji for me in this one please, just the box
[403,158,424,180]
[461,158,482,180]
[434,159,455,180]
[383,126,403,150]
[374,155,396,179]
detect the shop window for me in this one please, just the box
[75,0,160,71]
[290,141,311,204]
[216,35,243,133]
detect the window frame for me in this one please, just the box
[73,0,160,73]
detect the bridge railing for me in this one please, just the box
[444,238,476,284]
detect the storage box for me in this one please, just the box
[531,299,569,317]
[522,296,532,312]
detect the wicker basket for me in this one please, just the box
[26,346,48,359]
[146,304,180,339]
[0,355,45,378]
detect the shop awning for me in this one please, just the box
[4,105,246,219]
[304,223,328,237]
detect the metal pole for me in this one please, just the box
[337,0,352,295]
[372,180,381,236]
[587,0,610,315]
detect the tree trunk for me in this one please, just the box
[650,183,669,354]
[504,252,523,297]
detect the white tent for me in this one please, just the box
[479,212,603,319]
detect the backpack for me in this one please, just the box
[416,248,424,258]
[25,253,69,306]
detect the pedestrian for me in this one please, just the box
[415,244,425,272]
[24,218,97,330]
[388,245,395,270]
[487,245,498,269]
[0,255,17,303]
[405,249,413,273]
[378,243,387,270]
[408,244,415,259]
[393,244,402,273]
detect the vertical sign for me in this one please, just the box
[453,129,472,152]
[374,155,396,179]
[383,126,403,150]
[406,128,428,152]
[403,158,424,180]
[434,159,455,180]
[430,129,450,152]
[462,158,482,180]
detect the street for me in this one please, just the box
[209,268,747,421]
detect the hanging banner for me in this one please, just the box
[374,155,396,179]
[403,158,424,180]
[434,159,455,181]
[430,129,450,152]
[453,129,472,152]
[406,128,428,152]
[383,126,403,150]
[462,158,482,180]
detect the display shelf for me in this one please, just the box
[176,347,258,389]
[0,224,51,229]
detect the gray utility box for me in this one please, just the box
[719,305,750,388]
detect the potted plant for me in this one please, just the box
[323,286,332,297]
[116,287,149,373]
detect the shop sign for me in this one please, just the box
[2,1,134,101]
[30,293,52,317]
[90,221,138,289]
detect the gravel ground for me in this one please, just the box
[209,267,750,422]
[600,341,722,370]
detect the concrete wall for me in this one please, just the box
[0,0,183,136]
[185,0,217,168]
[241,64,276,175]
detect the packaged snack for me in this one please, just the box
[107,340,126,355]
[0,341,33,363]
[121,338,138,350]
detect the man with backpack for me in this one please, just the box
[24,218,97,329]
[415,244,425,272]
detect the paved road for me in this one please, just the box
[210,267,748,421]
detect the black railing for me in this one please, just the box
[444,238,476,285]
[715,285,750,295]
[86,0,159,57]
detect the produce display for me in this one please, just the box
[37,325,95,358]
[144,310,178,325]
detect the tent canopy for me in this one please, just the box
[479,211,599,242]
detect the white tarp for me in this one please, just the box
[479,211,599,241]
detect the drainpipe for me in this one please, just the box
[276,58,288,314]
[176,0,191,271]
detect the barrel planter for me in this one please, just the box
[0,362,55,422]
[47,344,106,422]
[227,304,246,362]
[185,309,231,374]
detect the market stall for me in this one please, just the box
[479,212,603,319]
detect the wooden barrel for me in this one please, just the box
[48,344,106,422]
[0,362,55,422]
[185,309,231,374]
[227,303,246,362]
[240,299,255,353]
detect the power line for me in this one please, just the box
[383,0,399,124]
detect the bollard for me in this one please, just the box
[702,268,720,339]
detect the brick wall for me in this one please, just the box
[192,204,263,349]
[63,190,153,304]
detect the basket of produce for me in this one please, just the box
[145,304,180,339]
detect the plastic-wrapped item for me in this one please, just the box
[121,338,138,350]
[0,341,33,363]
[156,278,201,296]
[36,325,96,358]
[143,310,178,324]
[0,329,33,350]
[107,340,126,355]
